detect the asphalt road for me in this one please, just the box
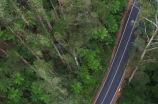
[94,0,139,104]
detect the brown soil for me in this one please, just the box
[91,0,132,104]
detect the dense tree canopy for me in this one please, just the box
[0,0,127,103]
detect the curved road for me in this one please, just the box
[94,0,139,104]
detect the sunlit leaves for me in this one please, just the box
[83,50,101,71]
[104,0,120,13]
[0,29,15,40]
[93,28,108,40]
[138,0,155,19]
[12,72,24,85]
[79,65,92,84]
[28,19,36,28]
[8,87,23,103]
[31,83,44,94]
[38,34,51,47]
[0,0,7,18]
[52,77,61,85]
[0,0,127,103]
[105,15,118,33]
[71,82,82,93]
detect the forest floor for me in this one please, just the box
[91,0,132,104]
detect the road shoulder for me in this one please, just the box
[91,0,132,104]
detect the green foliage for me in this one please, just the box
[8,87,23,103]
[12,72,24,85]
[71,82,83,93]
[83,50,101,71]
[133,37,145,51]
[105,15,118,33]
[131,71,150,92]
[79,65,92,84]
[0,29,15,40]
[0,28,3,37]
[0,77,10,92]
[93,28,109,41]
[0,0,127,103]
[152,84,158,98]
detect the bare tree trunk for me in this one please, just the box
[7,26,40,60]
[73,50,80,70]
[0,39,37,72]
[49,0,59,19]
[128,28,158,84]
[12,1,29,26]
[0,48,9,56]
[57,0,71,35]
[7,26,58,75]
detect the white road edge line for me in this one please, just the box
[110,68,126,104]
[94,0,136,103]
[101,18,136,104]
[101,9,139,104]
[109,7,140,104]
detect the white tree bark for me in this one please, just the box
[129,28,158,83]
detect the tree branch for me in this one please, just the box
[0,48,9,56]
[0,39,37,73]
[146,46,158,51]
[144,17,158,28]
[144,21,149,41]
[7,26,40,60]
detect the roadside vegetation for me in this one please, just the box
[117,0,158,103]
[0,0,127,104]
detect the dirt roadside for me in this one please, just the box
[91,0,132,104]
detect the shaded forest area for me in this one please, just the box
[117,0,158,103]
[0,0,127,104]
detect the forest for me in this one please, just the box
[0,0,127,104]
[117,0,158,104]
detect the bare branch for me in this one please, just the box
[144,17,158,28]
[0,39,37,73]
[7,26,40,60]
[144,21,149,41]
[146,46,158,51]
[129,28,158,84]
[0,48,9,56]
[49,0,59,19]
[156,15,158,25]
[133,4,140,10]
[73,49,80,70]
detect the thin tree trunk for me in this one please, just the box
[144,21,149,41]
[73,50,80,70]
[12,1,29,26]
[0,48,9,56]
[7,26,58,75]
[7,26,40,60]
[128,28,158,84]
[49,0,59,19]
[57,0,71,35]
[0,39,37,72]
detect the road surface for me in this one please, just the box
[94,0,139,104]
